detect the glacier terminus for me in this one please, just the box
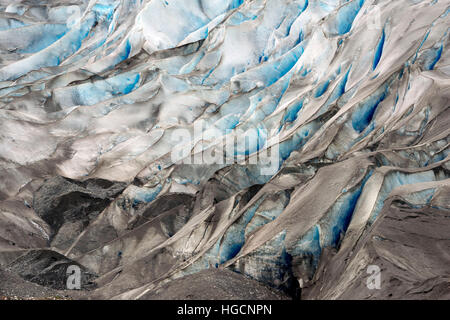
[0,0,449,300]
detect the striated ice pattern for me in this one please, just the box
[0,0,449,300]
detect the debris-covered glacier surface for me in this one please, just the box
[0,0,449,300]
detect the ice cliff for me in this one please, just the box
[0,0,449,299]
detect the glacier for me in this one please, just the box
[0,0,449,300]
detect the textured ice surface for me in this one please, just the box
[0,0,449,300]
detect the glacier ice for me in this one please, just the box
[0,0,449,300]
